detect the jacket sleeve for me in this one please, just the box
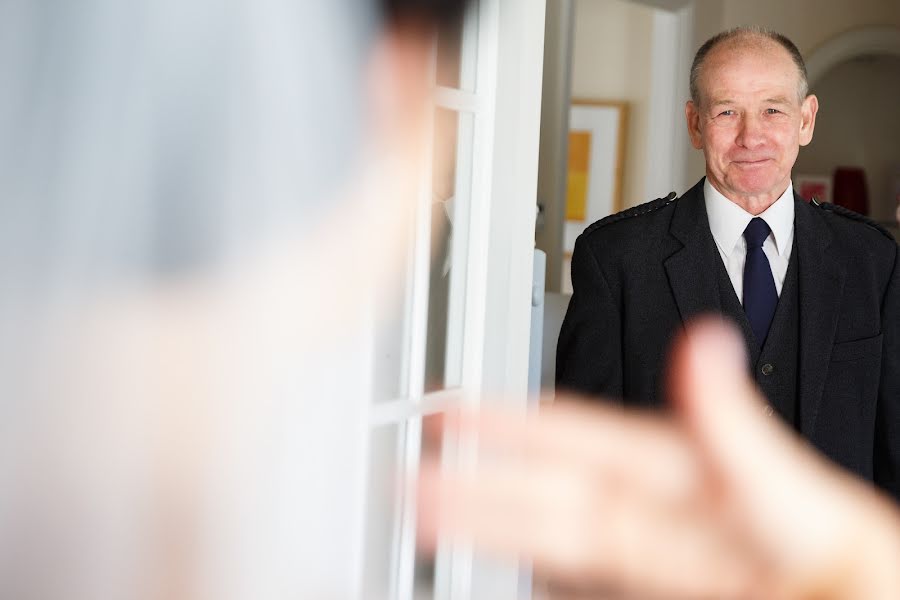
[555,235,623,400]
[875,242,900,502]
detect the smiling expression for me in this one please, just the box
[686,39,818,214]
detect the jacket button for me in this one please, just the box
[764,405,775,417]
[761,363,775,376]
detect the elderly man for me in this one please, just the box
[556,26,900,499]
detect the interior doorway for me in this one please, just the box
[535,0,694,389]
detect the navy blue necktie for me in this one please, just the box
[742,218,777,346]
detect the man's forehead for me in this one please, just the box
[706,93,794,107]
[699,40,801,97]
[705,37,795,72]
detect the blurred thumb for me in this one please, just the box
[670,317,810,502]
[671,318,900,600]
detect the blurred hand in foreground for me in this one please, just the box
[418,318,900,599]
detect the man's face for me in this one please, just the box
[685,41,818,209]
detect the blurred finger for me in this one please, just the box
[419,453,755,599]
[448,403,702,502]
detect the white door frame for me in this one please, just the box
[463,0,547,598]
[625,0,695,199]
[643,1,694,198]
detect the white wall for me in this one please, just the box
[571,0,655,208]
[793,55,900,225]
[721,0,900,53]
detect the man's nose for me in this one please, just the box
[735,114,766,148]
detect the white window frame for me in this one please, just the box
[362,1,547,599]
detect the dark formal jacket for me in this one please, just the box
[556,178,900,499]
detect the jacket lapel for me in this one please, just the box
[664,180,723,325]
[795,196,845,439]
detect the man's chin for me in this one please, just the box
[724,175,787,201]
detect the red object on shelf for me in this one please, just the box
[832,167,869,215]
[796,178,829,203]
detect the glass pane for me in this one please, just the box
[435,0,477,91]
[414,413,459,599]
[424,109,457,393]
[425,110,473,392]
[362,423,405,597]
[372,206,416,403]
[435,11,463,89]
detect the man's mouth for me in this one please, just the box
[732,158,772,166]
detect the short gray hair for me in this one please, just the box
[690,26,809,105]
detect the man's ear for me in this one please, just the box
[798,94,818,147]
[685,101,703,150]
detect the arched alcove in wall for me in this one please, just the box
[795,26,900,229]
[805,26,900,86]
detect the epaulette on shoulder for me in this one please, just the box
[583,192,678,236]
[812,199,895,242]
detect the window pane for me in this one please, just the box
[435,0,477,91]
[425,110,473,392]
[414,413,458,599]
[435,11,463,89]
[372,209,415,403]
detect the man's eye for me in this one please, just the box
[717,110,735,117]
[766,108,781,114]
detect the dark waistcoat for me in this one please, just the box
[714,244,801,429]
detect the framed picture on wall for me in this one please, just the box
[562,99,628,293]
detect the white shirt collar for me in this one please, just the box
[704,178,795,257]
